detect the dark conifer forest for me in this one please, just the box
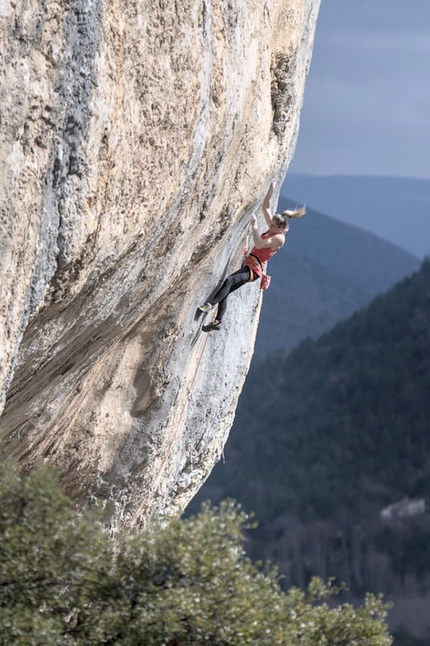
[190,260,430,640]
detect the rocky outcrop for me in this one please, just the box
[0,0,320,527]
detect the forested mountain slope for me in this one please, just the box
[194,259,430,520]
[255,197,419,354]
[190,260,430,637]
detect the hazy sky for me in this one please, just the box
[289,0,430,178]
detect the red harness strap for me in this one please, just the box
[244,254,264,278]
[243,255,271,290]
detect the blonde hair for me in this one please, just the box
[272,206,306,231]
[282,206,306,220]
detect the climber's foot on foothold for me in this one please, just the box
[202,320,221,332]
[198,302,214,313]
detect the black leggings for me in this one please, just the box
[210,265,256,322]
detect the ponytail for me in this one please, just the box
[282,206,306,220]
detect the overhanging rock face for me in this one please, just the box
[0,0,320,527]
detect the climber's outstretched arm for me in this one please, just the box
[262,179,276,227]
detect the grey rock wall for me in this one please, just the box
[0,0,320,527]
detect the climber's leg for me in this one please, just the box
[201,266,252,332]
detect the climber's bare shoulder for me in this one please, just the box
[263,231,285,251]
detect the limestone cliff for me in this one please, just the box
[0,0,320,527]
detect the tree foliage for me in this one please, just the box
[0,459,392,645]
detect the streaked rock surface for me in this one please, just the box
[0,0,320,526]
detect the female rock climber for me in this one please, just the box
[198,180,306,332]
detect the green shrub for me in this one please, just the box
[0,459,392,645]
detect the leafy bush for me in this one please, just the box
[0,459,392,645]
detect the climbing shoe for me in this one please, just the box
[202,320,221,332]
[198,302,214,313]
